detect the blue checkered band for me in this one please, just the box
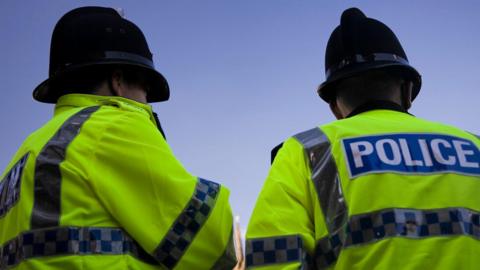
[0,226,157,268]
[0,153,29,218]
[154,178,220,269]
[314,229,345,268]
[313,207,480,268]
[245,235,308,268]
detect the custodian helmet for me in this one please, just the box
[317,8,421,103]
[33,6,169,103]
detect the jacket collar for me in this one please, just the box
[54,94,167,139]
[54,94,156,123]
[346,100,409,118]
[55,94,152,114]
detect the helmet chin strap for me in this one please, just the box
[152,112,167,140]
[400,81,413,110]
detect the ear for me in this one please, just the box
[329,98,344,119]
[109,69,124,96]
[401,81,413,110]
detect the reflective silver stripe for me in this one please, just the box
[294,128,348,235]
[211,228,237,270]
[294,127,348,268]
[246,235,309,268]
[313,207,480,268]
[154,178,220,269]
[31,106,100,228]
[0,226,157,268]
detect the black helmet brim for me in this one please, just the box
[33,61,169,103]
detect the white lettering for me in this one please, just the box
[431,139,456,165]
[453,140,479,168]
[418,139,433,166]
[350,141,374,168]
[376,139,402,165]
[399,139,423,166]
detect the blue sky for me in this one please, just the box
[1,1,479,229]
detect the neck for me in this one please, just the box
[346,100,408,118]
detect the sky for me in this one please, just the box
[1,1,479,231]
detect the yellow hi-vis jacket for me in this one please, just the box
[0,94,236,269]
[246,105,480,269]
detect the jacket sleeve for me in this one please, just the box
[89,109,236,269]
[246,137,328,269]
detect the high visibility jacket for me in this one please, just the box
[0,94,236,269]
[246,105,480,269]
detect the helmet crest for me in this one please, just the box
[317,8,421,103]
[33,6,169,103]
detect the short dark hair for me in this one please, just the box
[333,69,405,109]
[50,65,151,96]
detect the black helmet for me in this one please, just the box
[33,6,169,103]
[317,8,421,103]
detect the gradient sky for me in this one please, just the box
[1,1,479,229]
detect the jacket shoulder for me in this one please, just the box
[270,127,327,164]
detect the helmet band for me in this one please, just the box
[326,53,409,78]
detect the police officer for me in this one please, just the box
[246,7,480,269]
[0,7,236,269]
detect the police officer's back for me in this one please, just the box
[246,8,480,269]
[0,7,236,269]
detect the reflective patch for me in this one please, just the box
[294,128,347,235]
[245,235,307,267]
[154,178,220,269]
[31,106,100,228]
[343,133,480,178]
[313,207,480,268]
[0,153,29,218]
[0,226,157,268]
